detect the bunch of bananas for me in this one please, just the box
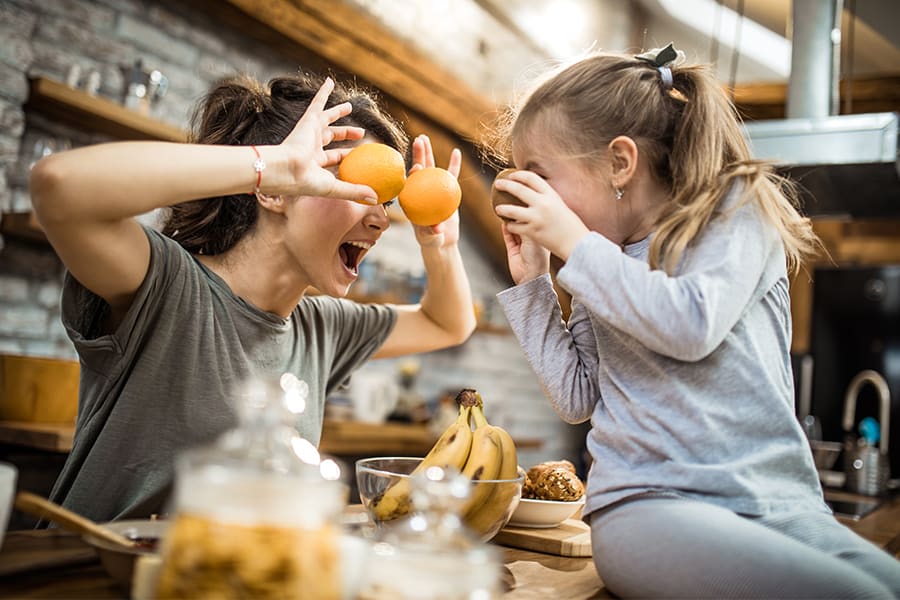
[371,388,521,538]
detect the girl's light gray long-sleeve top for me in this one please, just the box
[497,190,829,519]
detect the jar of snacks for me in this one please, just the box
[156,375,347,599]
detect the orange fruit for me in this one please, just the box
[397,167,462,226]
[338,143,406,204]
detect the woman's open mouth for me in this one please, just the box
[339,240,372,276]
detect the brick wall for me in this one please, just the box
[0,0,592,467]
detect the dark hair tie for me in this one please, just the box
[635,43,683,92]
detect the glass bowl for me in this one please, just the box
[355,456,524,542]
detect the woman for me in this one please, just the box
[30,73,475,522]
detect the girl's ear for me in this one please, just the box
[607,136,639,187]
[256,193,286,214]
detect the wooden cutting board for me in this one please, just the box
[493,519,592,557]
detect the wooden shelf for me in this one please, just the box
[25,77,186,142]
[0,418,436,456]
[0,418,540,455]
[319,419,436,456]
[475,321,510,335]
[0,421,73,453]
[2,78,189,243]
[0,212,45,243]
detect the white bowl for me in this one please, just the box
[507,496,585,529]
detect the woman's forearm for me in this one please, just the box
[418,244,476,343]
[30,141,288,225]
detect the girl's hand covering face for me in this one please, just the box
[408,134,463,250]
[492,170,589,261]
[280,77,379,204]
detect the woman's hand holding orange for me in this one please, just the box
[407,134,463,250]
[275,78,378,203]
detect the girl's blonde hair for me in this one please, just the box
[484,51,819,276]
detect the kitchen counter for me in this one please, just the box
[0,528,606,599]
[1,493,897,599]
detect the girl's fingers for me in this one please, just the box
[500,223,521,250]
[495,204,528,223]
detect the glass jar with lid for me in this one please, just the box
[156,374,348,599]
[358,465,501,599]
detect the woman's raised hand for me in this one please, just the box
[409,134,462,249]
[276,77,378,203]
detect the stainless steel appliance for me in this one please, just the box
[742,112,899,218]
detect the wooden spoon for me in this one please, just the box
[14,491,137,549]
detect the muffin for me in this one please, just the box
[523,460,584,501]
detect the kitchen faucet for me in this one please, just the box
[842,369,891,455]
[841,369,892,496]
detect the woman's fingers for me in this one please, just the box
[447,148,462,178]
[420,135,435,169]
[322,101,353,125]
[409,135,462,178]
[308,77,336,114]
[328,181,378,204]
[329,126,365,143]
[322,147,355,168]
[411,135,436,170]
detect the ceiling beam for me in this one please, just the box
[219,0,495,145]
[733,74,900,120]
[196,0,509,273]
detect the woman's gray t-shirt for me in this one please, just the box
[497,190,829,520]
[49,226,397,522]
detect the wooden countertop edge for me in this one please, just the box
[0,420,73,453]
[0,496,897,599]
[0,419,543,455]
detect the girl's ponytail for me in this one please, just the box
[656,65,819,275]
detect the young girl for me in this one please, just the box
[489,44,900,598]
[30,73,475,523]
